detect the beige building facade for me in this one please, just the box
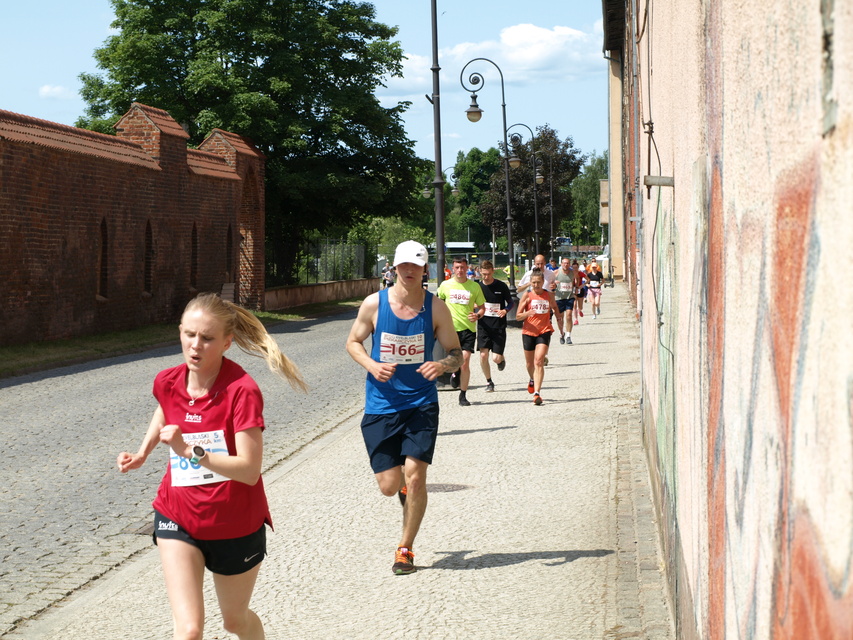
[602,1,853,638]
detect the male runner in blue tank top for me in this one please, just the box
[346,240,462,575]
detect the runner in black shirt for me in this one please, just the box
[476,260,514,393]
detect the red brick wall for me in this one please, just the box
[0,103,265,347]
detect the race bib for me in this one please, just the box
[531,299,550,315]
[590,280,601,288]
[379,331,426,364]
[170,430,229,487]
[484,302,501,317]
[448,289,471,305]
[558,282,571,292]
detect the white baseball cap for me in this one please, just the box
[393,240,428,267]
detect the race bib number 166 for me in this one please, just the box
[379,332,426,364]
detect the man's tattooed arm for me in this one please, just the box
[437,348,463,373]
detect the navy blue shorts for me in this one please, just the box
[361,402,440,473]
[556,298,575,312]
[153,510,266,576]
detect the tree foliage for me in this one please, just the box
[569,150,609,245]
[77,0,422,284]
[474,124,584,255]
[444,147,502,249]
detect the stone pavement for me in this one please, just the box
[6,282,674,639]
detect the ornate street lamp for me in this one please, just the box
[449,168,460,197]
[460,57,517,298]
[507,123,542,254]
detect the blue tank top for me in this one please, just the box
[365,289,438,414]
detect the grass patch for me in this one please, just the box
[0,297,364,379]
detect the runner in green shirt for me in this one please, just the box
[437,257,486,406]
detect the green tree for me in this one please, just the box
[477,124,584,256]
[445,147,501,249]
[77,0,421,284]
[569,150,609,245]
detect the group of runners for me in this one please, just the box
[115,240,607,639]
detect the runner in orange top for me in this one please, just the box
[515,270,559,405]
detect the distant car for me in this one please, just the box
[554,236,571,246]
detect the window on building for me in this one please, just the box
[98,218,108,298]
[190,223,198,289]
[226,224,234,278]
[144,220,154,294]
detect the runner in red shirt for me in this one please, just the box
[117,292,306,639]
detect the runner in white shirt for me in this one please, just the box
[516,254,556,295]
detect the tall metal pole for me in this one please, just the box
[508,123,541,255]
[460,58,516,297]
[549,155,554,259]
[429,0,445,285]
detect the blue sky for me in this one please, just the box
[0,1,608,171]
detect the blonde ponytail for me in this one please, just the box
[183,293,308,392]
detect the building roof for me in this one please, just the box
[0,109,160,170]
[187,149,240,180]
[205,129,266,159]
[601,0,625,52]
[122,102,190,139]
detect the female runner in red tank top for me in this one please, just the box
[516,270,559,405]
[117,293,307,639]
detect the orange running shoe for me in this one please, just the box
[393,547,416,575]
[533,393,543,405]
[527,379,535,394]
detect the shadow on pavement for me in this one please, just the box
[438,425,519,437]
[545,361,607,368]
[425,548,615,570]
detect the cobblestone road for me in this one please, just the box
[2,284,674,639]
[0,312,364,635]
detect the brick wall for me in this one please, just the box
[0,103,265,347]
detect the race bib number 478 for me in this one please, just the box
[379,332,426,364]
[531,299,550,314]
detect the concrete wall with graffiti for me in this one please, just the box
[610,1,853,637]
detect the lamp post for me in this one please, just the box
[507,123,544,255]
[548,155,555,260]
[460,57,517,298]
[427,0,445,285]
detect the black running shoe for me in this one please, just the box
[485,382,495,393]
[459,393,471,407]
[497,359,506,372]
[450,372,459,388]
[398,486,407,506]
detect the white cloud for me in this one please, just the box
[38,85,75,100]
[447,23,602,87]
[379,22,602,100]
